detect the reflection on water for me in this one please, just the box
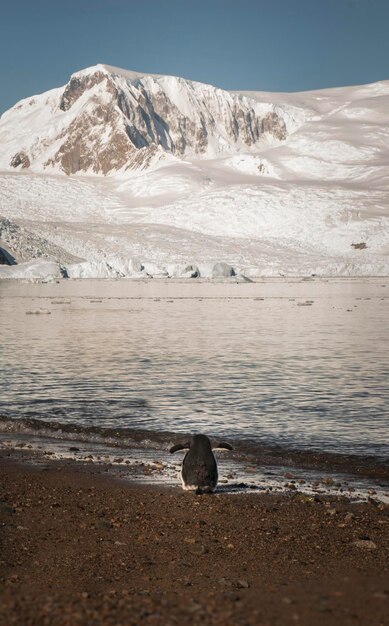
[0,279,388,458]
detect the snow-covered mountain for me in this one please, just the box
[0,64,298,176]
[0,65,388,279]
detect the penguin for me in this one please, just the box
[170,434,233,493]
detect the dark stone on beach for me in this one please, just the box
[353,539,377,550]
[69,447,80,452]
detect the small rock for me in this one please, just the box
[295,494,313,503]
[236,579,250,589]
[326,508,337,516]
[353,539,377,550]
[188,543,207,555]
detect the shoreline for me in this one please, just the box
[1,432,389,505]
[1,452,389,626]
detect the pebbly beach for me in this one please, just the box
[1,451,389,626]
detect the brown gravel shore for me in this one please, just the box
[1,454,389,626]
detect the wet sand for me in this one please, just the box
[1,453,389,626]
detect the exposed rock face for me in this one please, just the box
[59,71,108,112]
[261,112,287,140]
[46,107,135,175]
[10,152,30,169]
[0,64,292,177]
[0,246,15,265]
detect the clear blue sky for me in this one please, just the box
[1,0,389,112]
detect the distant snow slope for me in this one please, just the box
[0,65,388,278]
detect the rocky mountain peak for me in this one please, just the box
[59,69,111,112]
[0,64,291,177]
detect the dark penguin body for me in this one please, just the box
[170,434,232,493]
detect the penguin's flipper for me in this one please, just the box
[169,442,190,453]
[213,442,233,451]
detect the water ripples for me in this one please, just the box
[0,279,388,459]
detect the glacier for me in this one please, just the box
[0,64,388,279]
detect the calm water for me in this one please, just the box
[0,279,388,459]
